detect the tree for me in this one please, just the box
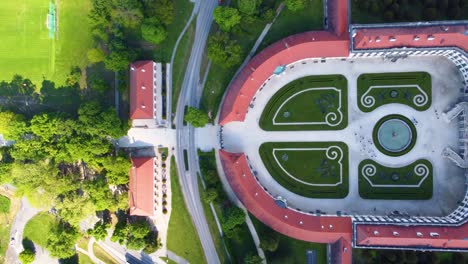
[0,111,27,140]
[87,48,106,63]
[78,101,125,138]
[221,206,246,233]
[105,49,137,71]
[202,188,218,204]
[141,18,168,44]
[237,0,262,15]
[88,221,110,241]
[213,7,241,32]
[47,223,79,259]
[19,248,35,264]
[207,32,243,68]
[55,193,96,227]
[259,231,280,252]
[184,107,210,128]
[110,0,143,28]
[285,0,306,12]
[101,155,131,185]
[145,0,174,25]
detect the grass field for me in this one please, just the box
[171,18,196,116]
[250,213,327,264]
[24,212,58,247]
[258,0,324,50]
[0,193,19,263]
[259,142,349,198]
[260,75,348,131]
[0,0,93,85]
[357,72,432,112]
[167,156,206,264]
[78,252,93,264]
[358,159,433,200]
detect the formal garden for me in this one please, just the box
[357,72,432,112]
[259,142,349,198]
[259,75,348,131]
[358,159,433,200]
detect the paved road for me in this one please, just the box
[5,197,40,264]
[174,0,219,263]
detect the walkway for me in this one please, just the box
[221,55,466,217]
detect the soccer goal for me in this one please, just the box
[46,2,56,39]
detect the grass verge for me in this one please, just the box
[24,212,58,248]
[92,243,119,264]
[198,150,257,263]
[171,18,196,116]
[259,142,349,198]
[0,193,19,263]
[358,159,433,200]
[250,213,327,264]
[167,156,206,264]
[78,252,93,264]
[259,75,348,131]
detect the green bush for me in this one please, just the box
[19,248,35,264]
[0,195,10,213]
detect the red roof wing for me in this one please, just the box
[130,61,154,119]
[129,157,155,216]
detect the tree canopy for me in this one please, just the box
[141,18,168,44]
[285,0,306,12]
[184,107,210,128]
[213,7,242,32]
[207,32,243,69]
[0,111,27,141]
[237,0,262,15]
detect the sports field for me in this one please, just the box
[259,75,348,131]
[358,159,433,200]
[0,0,93,85]
[357,72,432,112]
[259,142,349,199]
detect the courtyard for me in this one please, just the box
[221,55,466,217]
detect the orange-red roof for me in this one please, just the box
[353,25,468,52]
[219,150,352,263]
[327,0,349,36]
[356,224,468,250]
[219,31,349,125]
[129,157,154,216]
[130,61,154,119]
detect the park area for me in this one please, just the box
[0,0,93,85]
[259,142,349,198]
[260,75,348,131]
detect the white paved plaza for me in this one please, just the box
[220,55,467,217]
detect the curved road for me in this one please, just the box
[174,0,220,263]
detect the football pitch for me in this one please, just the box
[0,0,93,85]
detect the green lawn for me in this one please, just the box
[259,0,324,50]
[153,0,194,63]
[372,115,417,157]
[260,75,348,131]
[259,142,349,198]
[78,252,93,264]
[357,72,432,112]
[250,214,328,264]
[0,195,10,213]
[171,18,196,115]
[359,159,433,200]
[167,156,206,264]
[23,212,58,247]
[92,243,119,264]
[0,0,93,85]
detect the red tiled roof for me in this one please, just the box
[219,31,349,125]
[356,224,468,250]
[129,157,154,216]
[327,0,349,36]
[353,25,468,52]
[219,150,352,263]
[130,61,154,119]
